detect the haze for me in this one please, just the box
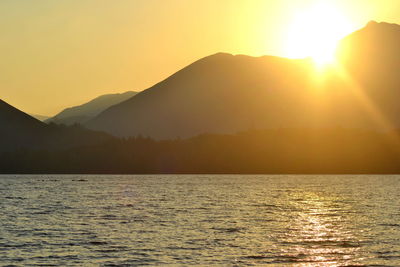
[1,0,400,115]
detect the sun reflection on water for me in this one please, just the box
[277,191,363,266]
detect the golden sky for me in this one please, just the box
[1,0,399,116]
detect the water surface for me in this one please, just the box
[1,175,400,266]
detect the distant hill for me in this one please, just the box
[46,91,137,126]
[0,99,112,153]
[30,114,50,121]
[86,21,400,139]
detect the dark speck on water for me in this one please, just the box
[1,174,400,266]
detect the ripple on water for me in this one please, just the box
[0,175,400,266]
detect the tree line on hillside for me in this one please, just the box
[2,128,400,174]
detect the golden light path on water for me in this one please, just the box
[277,190,362,266]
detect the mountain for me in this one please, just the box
[46,91,137,126]
[86,21,400,139]
[30,114,50,121]
[336,21,400,127]
[86,54,316,139]
[338,21,400,79]
[2,94,400,173]
[0,99,111,153]
[0,99,48,151]
[3,20,400,173]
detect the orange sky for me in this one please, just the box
[1,0,399,116]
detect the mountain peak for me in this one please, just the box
[340,20,400,44]
[202,52,234,61]
[363,20,400,32]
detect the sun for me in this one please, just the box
[285,2,354,67]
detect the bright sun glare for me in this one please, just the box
[285,2,354,67]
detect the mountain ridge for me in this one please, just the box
[86,53,314,139]
[46,91,137,126]
[0,99,112,153]
[85,21,400,139]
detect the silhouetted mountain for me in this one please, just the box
[337,21,400,128]
[0,99,112,153]
[86,21,400,139]
[87,54,316,139]
[4,21,400,174]
[338,21,400,78]
[47,91,137,126]
[0,99,48,151]
[30,114,50,121]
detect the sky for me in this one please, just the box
[1,0,400,116]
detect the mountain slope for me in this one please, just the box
[87,21,400,139]
[30,114,50,121]
[337,20,400,128]
[0,99,111,153]
[0,99,48,151]
[87,54,317,139]
[47,91,137,125]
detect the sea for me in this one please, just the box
[1,175,400,266]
